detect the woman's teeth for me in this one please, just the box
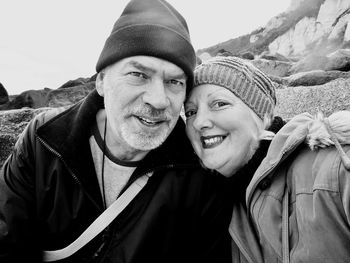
[202,136,225,148]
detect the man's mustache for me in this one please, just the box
[130,105,172,121]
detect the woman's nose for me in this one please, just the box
[192,109,213,131]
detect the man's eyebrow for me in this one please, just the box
[170,72,187,80]
[124,61,156,74]
[124,60,187,80]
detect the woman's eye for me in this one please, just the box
[213,101,229,108]
[185,109,196,118]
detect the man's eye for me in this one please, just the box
[129,72,148,79]
[167,79,185,87]
[185,109,196,118]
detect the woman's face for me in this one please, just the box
[185,84,262,177]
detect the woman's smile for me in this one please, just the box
[200,135,227,149]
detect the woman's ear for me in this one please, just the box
[96,71,105,97]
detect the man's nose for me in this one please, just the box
[142,80,170,109]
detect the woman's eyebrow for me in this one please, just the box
[207,89,226,98]
[184,100,194,107]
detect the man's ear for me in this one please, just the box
[96,71,105,96]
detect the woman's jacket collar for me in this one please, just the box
[246,113,317,205]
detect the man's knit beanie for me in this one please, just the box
[96,0,196,88]
[193,56,276,120]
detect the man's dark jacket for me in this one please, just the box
[0,90,233,263]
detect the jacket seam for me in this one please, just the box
[338,147,350,218]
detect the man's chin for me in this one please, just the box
[122,130,169,151]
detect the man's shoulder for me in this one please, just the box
[33,106,71,128]
[13,106,71,149]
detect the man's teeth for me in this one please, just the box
[138,116,159,125]
[203,136,224,146]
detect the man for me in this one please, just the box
[0,0,233,262]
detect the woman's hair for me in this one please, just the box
[260,113,276,140]
[241,103,276,166]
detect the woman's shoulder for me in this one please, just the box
[283,111,350,193]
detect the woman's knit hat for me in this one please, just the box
[193,56,276,120]
[96,0,196,89]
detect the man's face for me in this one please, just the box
[97,56,187,161]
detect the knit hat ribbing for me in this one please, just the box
[96,0,196,88]
[193,56,276,120]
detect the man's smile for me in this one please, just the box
[134,115,167,127]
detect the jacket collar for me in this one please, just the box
[246,113,314,205]
[36,89,198,183]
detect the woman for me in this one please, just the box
[185,56,350,263]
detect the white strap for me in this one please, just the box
[42,173,152,262]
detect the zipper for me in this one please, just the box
[37,136,79,184]
[229,228,256,263]
[246,139,303,206]
[36,135,102,211]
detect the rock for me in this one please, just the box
[0,80,95,111]
[259,52,291,62]
[200,0,350,60]
[58,75,96,89]
[0,107,52,168]
[267,75,288,88]
[58,77,91,89]
[1,89,51,110]
[282,69,350,86]
[275,78,350,120]
[325,48,350,71]
[0,82,9,104]
[317,0,350,31]
[288,53,329,74]
[250,59,293,77]
[217,49,234,57]
[240,52,255,60]
[328,13,350,40]
[269,0,350,57]
[46,81,95,108]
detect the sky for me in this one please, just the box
[0,0,290,95]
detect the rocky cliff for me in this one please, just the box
[198,0,350,59]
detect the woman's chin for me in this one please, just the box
[202,160,224,174]
[203,160,239,178]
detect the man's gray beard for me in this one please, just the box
[121,104,179,151]
[120,122,173,151]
